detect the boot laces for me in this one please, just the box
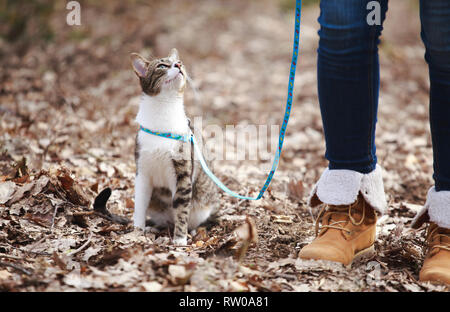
[425,224,450,255]
[315,199,366,237]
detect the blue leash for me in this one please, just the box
[140,0,302,200]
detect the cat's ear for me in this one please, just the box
[130,53,149,78]
[168,48,179,61]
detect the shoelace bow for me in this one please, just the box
[425,225,450,255]
[315,200,366,237]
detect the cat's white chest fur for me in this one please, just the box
[135,92,189,189]
[137,145,176,188]
[136,92,189,138]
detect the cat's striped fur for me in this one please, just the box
[131,49,219,245]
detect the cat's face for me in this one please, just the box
[131,48,187,96]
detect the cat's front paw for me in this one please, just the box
[172,236,187,246]
[133,214,146,231]
[133,221,146,231]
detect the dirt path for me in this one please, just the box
[0,0,447,291]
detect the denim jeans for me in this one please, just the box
[318,0,450,191]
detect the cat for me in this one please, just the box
[130,48,219,245]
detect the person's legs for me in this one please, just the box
[299,0,389,266]
[412,0,450,285]
[412,0,450,231]
[420,0,450,194]
[318,0,388,174]
[311,0,389,212]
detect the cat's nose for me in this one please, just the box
[174,62,182,69]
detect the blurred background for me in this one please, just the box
[0,0,440,291]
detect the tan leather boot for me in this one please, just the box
[298,194,377,266]
[419,223,450,285]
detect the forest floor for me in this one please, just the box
[0,0,448,291]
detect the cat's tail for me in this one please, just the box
[93,188,131,225]
[93,187,112,210]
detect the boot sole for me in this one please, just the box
[347,244,376,269]
[298,244,376,268]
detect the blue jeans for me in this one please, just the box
[318,0,450,191]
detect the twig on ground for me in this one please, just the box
[67,231,93,257]
[0,244,52,257]
[274,273,297,281]
[308,206,315,223]
[72,211,94,216]
[51,203,61,232]
[403,269,418,283]
[0,253,36,262]
[19,248,52,257]
[0,261,32,275]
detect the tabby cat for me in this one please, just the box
[131,48,219,245]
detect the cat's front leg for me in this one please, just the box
[171,160,193,246]
[172,190,192,246]
[133,173,152,230]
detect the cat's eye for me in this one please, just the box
[157,64,169,69]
